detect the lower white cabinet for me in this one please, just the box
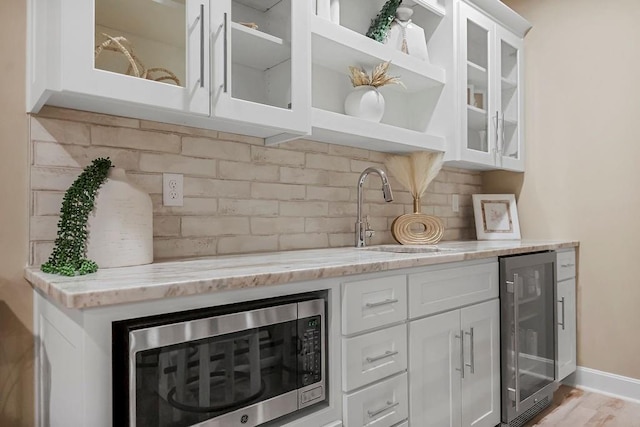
[343,373,409,427]
[556,249,577,380]
[409,299,500,427]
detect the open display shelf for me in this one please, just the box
[311,108,445,153]
[311,16,446,92]
[231,22,290,71]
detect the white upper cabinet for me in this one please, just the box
[306,0,449,153]
[210,0,310,140]
[27,0,310,142]
[446,0,530,172]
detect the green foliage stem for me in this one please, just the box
[366,0,403,43]
[41,158,113,276]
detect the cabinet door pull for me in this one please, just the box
[558,297,566,330]
[365,298,398,308]
[493,112,499,163]
[561,263,575,268]
[366,350,398,364]
[367,401,399,418]
[198,4,205,88]
[512,273,521,411]
[455,330,465,379]
[223,12,228,92]
[500,111,505,163]
[465,327,475,374]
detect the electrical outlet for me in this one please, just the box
[163,173,183,207]
[452,194,459,213]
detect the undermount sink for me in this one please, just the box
[362,245,459,254]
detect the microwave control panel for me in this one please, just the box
[299,315,322,387]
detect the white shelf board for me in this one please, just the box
[403,0,446,17]
[231,22,290,71]
[311,16,446,92]
[503,117,518,127]
[311,108,445,153]
[501,76,517,91]
[467,61,487,88]
[467,105,487,131]
[234,0,280,13]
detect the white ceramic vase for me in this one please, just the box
[86,168,153,268]
[344,85,385,122]
[386,7,429,61]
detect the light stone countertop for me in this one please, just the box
[25,240,578,309]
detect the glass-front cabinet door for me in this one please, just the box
[211,0,310,136]
[69,0,210,114]
[459,2,495,167]
[500,252,557,423]
[496,27,524,171]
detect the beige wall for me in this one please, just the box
[0,0,33,426]
[486,0,640,380]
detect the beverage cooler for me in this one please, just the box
[499,251,557,426]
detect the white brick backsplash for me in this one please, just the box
[182,137,250,161]
[154,237,218,259]
[219,199,279,216]
[182,217,250,237]
[34,141,140,170]
[280,167,329,185]
[33,191,64,216]
[139,153,216,177]
[280,201,328,217]
[306,153,350,171]
[153,217,181,237]
[279,138,329,153]
[219,161,278,181]
[38,106,140,128]
[29,111,481,263]
[306,186,350,201]
[31,118,90,145]
[218,235,278,255]
[217,132,264,145]
[251,146,305,166]
[251,182,305,200]
[91,126,181,153]
[184,177,251,198]
[279,233,329,250]
[31,167,80,191]
[140,121,219,138]
[305,217,354,233]
[250,217,304,235]
[152,196,218,216]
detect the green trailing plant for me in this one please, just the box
[366,0,403,43]
[41,157,113,276]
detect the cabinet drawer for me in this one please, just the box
[408,260,498,319]
[342,275,407,335]
[343,373,408,427]
[557,249,576,281]
[342,324,407,392]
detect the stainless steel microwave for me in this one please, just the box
[112,293,327,427]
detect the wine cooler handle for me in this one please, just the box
[455,330,465,379]
[558,297,566,330]
[512,273,521,411]
[465,327,475,374]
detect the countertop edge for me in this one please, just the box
[25,241,579,309]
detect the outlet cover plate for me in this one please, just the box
[163,173,184,206]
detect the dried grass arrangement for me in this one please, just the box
[348,61,405,88]
[385,151,445,245]
[94,33,181,86]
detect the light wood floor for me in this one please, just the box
[524,385,640,426]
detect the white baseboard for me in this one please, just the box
[563,366,640,404]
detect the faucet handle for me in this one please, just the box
[365,215,375,241]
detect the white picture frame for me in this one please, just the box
[472,194,521,240]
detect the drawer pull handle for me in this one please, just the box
[365,298,399,308]
[558,297,566,330]
[366,350,399,363]
[561,263,575,268]
[367,401,399,418]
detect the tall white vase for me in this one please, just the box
[386,7,429,61]
[344,85,385,122]
[86,168,153,268]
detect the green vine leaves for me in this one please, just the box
[41,158,113,276]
